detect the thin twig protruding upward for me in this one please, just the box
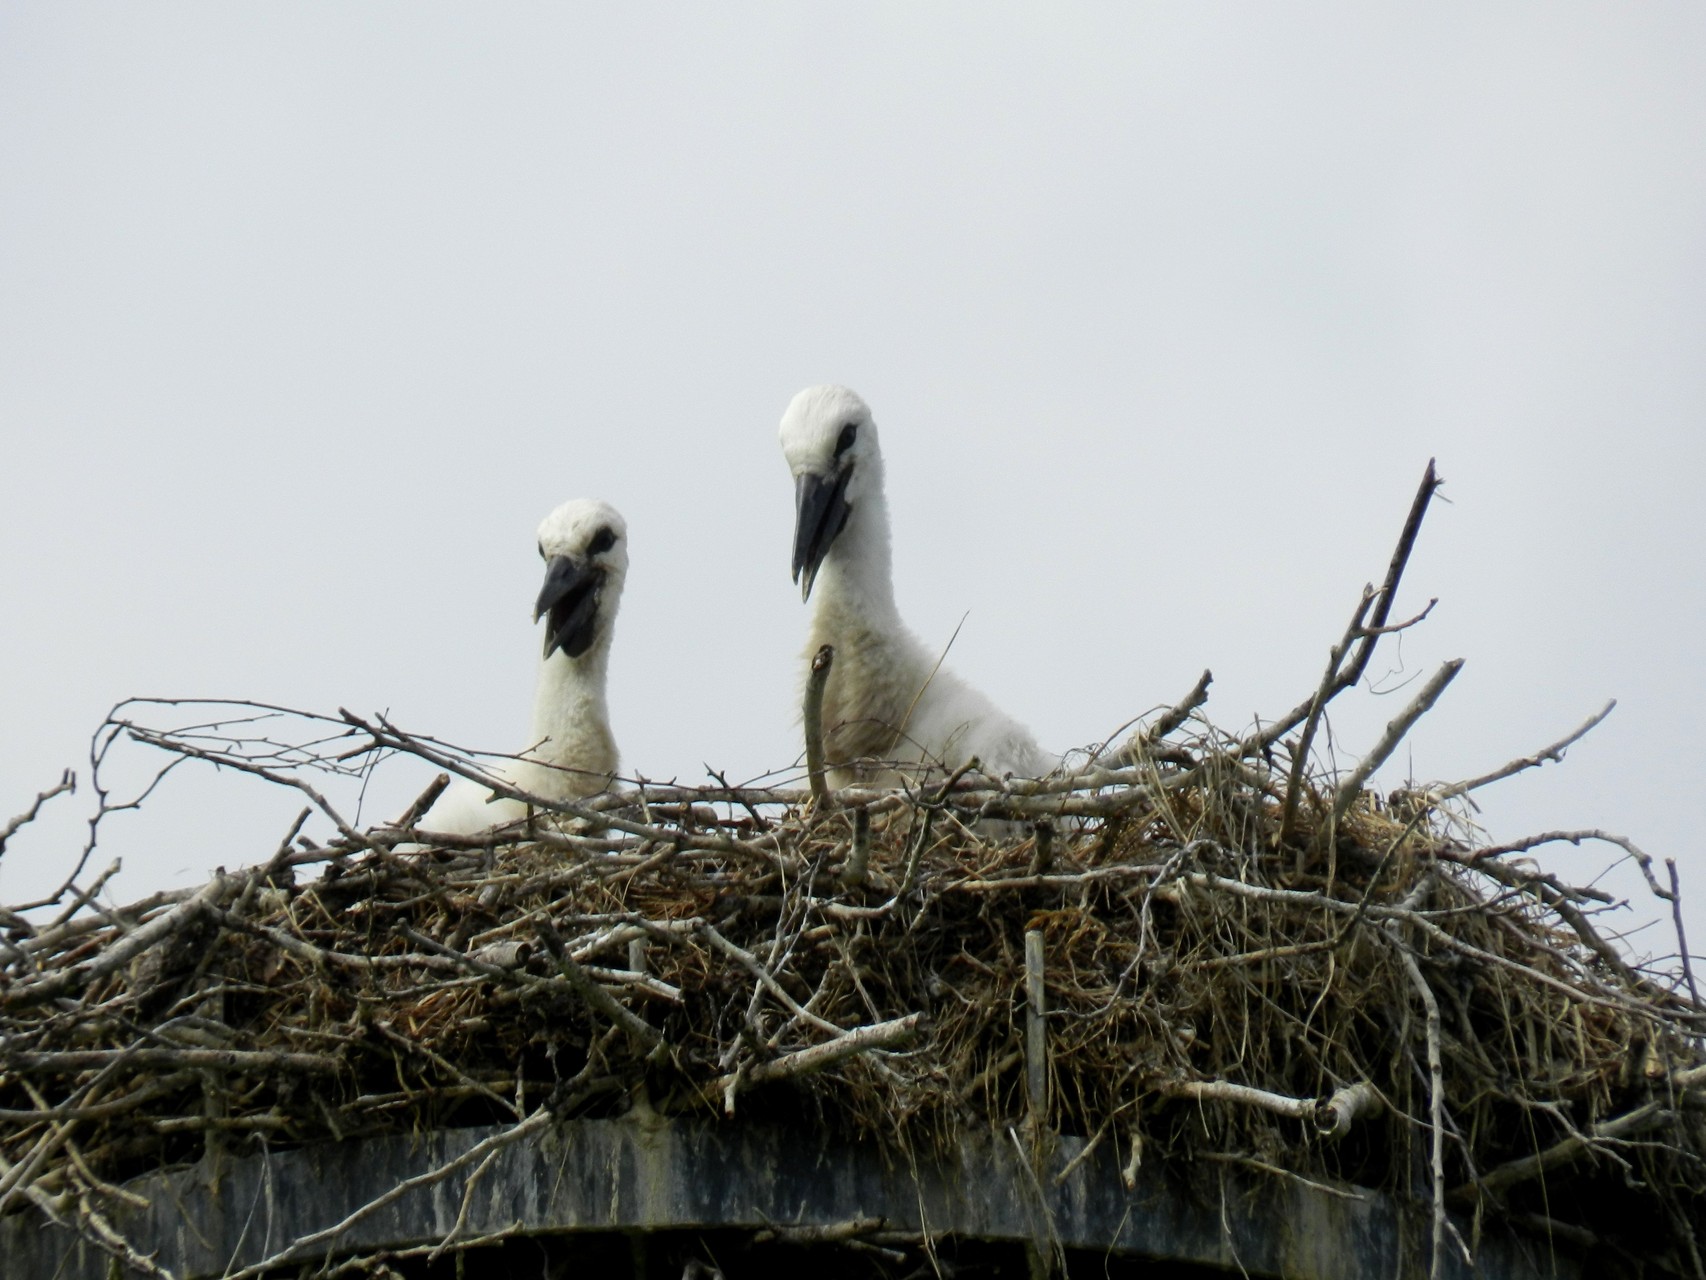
[1670,859,1701,1008]
[839,805,872,888]
[1327,657,1464,832]
[1093,669,1212,768]
[1272,459,1443,844]
[0,769,75,860]
[1144,669,1213,747]
[393,773,450,830]
[805,643,835,805]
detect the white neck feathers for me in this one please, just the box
[812,458,900,626]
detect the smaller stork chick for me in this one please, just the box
[420,499,628,836]
[780,385,1053,787]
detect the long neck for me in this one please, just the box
[529,637,612,763]
[812,462,900,627]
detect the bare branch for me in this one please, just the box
[1328,658,1464,830]
[715,1014,922,1095]
[1248,458,1443,756]
[1471,828,1674,902]
[1435,699,1616,800]
[804,644,835,806]
[0,770,75,860]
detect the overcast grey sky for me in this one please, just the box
[2,6,1702,968]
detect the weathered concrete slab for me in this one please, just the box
[4,1118,1576,1279]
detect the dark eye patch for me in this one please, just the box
[834,422,858,457]
[537,541,546,559]
[586,526,617,557]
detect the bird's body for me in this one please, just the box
[780,385,1053,788]
[418,499,628,836]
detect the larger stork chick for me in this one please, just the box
[780,385,1052,787]
[420,499,628,835]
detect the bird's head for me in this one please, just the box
[533,499,629,660]
[778,385,881,602]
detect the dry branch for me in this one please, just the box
[1436,699,1617,800]
[0,770,75,860]
[1328,657,1463,831]
[716,1014,922,1095]
[805,644,834,806]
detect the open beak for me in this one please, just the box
[535,556,604,659]
[791,467,853,602]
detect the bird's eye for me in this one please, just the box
[835,422,858,457]
[587,526,617,556]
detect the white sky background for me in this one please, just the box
[1,7,1702,973]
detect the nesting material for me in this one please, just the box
[3,465,1704,1277]
[2,705,1703,1277]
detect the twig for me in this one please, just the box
[123,724,377,853]
[698,923,844,1037]
[1327,658,1464,830]
[1025,929,1047,1117]
[370,1021,519,1119]
[1,1049,342,1074]
[896,758,979,897]
[2,873,246,1009]
[1144,669,1214,746]
[1247,458,1442,756]
[1393,940,1450,1280]
[714,1013,921,1093]
[805,644,835,805]
[1435,699,1616,800]
[1669,859,1701,1008]
[1450,1098,1673,1204]
[839,805,872,888]
[753,1216,888,1245]
[220,1107,557,1280]
[1319,1081,1382,1138]
[1280,587,1378,848]
[1022,821,1053,878]
[1097,669,1213,767]
[393,774,451,829]
[1164,1079,1317,1123]
[1470,828,1674,902]
[532,920,661,1048]
[0,769,75,859]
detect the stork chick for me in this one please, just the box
[779,385,1053,787]
[419,499,628,835]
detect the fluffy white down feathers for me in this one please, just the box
[780,385,1054,786]
[419,499,628,836]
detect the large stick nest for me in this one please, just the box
[3,708,1703,1277]
[3,465,1704,1278]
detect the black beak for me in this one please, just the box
[791,467,853,602]
[535,556,604,659]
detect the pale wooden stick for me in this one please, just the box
[715,1013,922,1093]
[1328,658,1463,830]
[1394,942,1450,1280]
[1025,929,1047,1116]
[1164,1079,1316,1122]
